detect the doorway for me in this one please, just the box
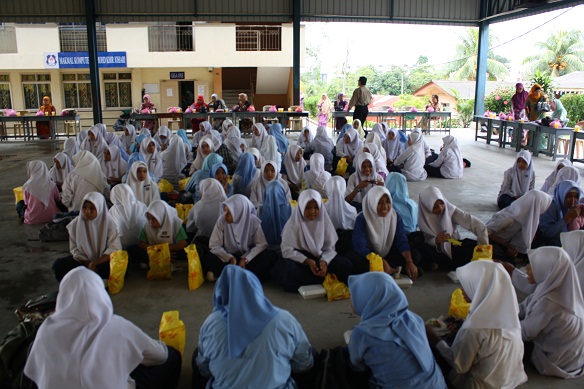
[180,81,195,111]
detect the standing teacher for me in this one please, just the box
[347,76,372,127]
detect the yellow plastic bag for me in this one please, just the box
[159,311,186,355]
[335,157,348,176]
[13,187,24,204]
[108,250,128,295]
[366,252,384,272]
[178,177,190,191]
[185,244,204,291]
[147,243,172,280]
[472,245,493,261]
[158,179,174,193]
[448,288,470,319]
[181,204,192,224]
[322,273,350,301]
[175,204,185,222]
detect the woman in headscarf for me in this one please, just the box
[391,131,427,182]
[365,130,387,166]
[487,190,552,263]
[211,162,233,198]
[101,144,127,187]
[345,152,384,213]
[233,152,259,198]
[304,153,331,199]
[192,121,221,152]
[221,118,233,137]
[259,129,282,166]
[52,192,121,281]
[259,180,292,251]
[205,195,277,282]
[61,151,108,212]
[324,176,357,232]
[418,186,488,270]
[194,266,313,388]
[36,95,56,139]
[49,152,73,191]
[348,272,447,388]
[186,153,223,202]
[540,159,572,193]
[361,142,389,179]
[76,128,89,147]
[425,135,464,179]
[137,200,188,263]
[282,144,305,199]
[383,127,403,165]
[274,189,353,292]
[497,150,535,209]
[154,125,171,151]
[304,126,334,171]
[191,135,215,173]
[160,135,187,188]
[546,165,581,195]
[224,126,246,163]
[333,93,347,130]
[189,95,208,133]
[351,186,419,279]
[251,123,269,150]
[121,124,136,154]
[21,160,62,225]
[505,247,584,378]
[317,93,332,127]
[269,123,289,157]
[186,178,227,245]
[511,82,529,120]
[352,118,366,140]
[81,124,109,160]
[525,84,545,122]
[175,129,193,161]
[250,160,291,210]
[538,180,583,247]
[427,261,527,389]
[108,184,147,251]
[63,137,79,163]
[126,161,161,207]
[336,123,352,144]
[335,127,362,166]
[25,267,181,389]
[297,126,314,149]
[248,147,264,168]
[385,172,418,234]
[139,136,164,181]
[561,230,584,298]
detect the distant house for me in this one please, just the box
[413,80,516,115]
[552,71,584,95]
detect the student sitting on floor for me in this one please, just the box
[21,160,62,225]
[250,160,292,210]
[383,127,403,166]
[390,131,427,182]
[101,145,127,188]
[186,153,224,202]
[259,180,292,252]
[537,180,583,247]
[232,152,259,198]
[61,150,109,212]
[349,272,447,388]
[324,176,357,254]
[282,145,305,200]
[108,184,147,251]
[160,135,187,189]
[49,152,73,191]
[424,135,463,179]
[25,267,182,389]
[540,159,571,193]
[335,127,362,167]
[497,150,535,210]
[304,153,332,199]
[273,189,353,293]
[560,230,584,298]
[186,178,226,256]
[52,192,121,282]
[545,165,581,196]
[126,161,161,207]
[385,172,418,234]
[345,152,385,213]
[303,126,334,171]
[140,137,164,181]
[210,163,233,198]
[193,266,313,389]
[204,195,277,282]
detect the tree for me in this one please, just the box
[441,28,510,81]
[522,30,584,78]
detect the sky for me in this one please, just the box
[302,4,584,83]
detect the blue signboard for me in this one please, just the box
[57,52,127,69]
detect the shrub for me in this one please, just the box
[393,94,426,110]
[561,94,584,126]
[484,86,514,114]
[303,95,320,118]
[456,98,475,127]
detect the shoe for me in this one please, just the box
[206,271,216,282]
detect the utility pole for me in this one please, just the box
[341,42,350,95]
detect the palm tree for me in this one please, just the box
[442,28,510,81]
[522,30,584,78]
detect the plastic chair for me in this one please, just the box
[287,106,304,134]
[262,105,279,126]
[167,119,181,131]
[64,121,77,137]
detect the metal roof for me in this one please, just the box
[1,0,582,25]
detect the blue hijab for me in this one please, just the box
[269,123,289,155]
[337,123,352,143]
[130,134,148,153]
[385,172,418,233]
[211,163,233,197]
[554,180,581,216]
[348,272,434,371]
[233,152,257,193]
[214,266,279,358]
[185,153,223,194]
[259,180,292,245]
[176,129,190,146]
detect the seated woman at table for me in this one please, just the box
[36,96,56,139]
[140,94,157,133]
[424,135,463,179]
[233,93,253,134]
[525,84,546,122]
[496,150,534,210]
[511,83,529,120]
[540,159,571,193]
[550,93,568,126]
[391,131,427,182]
[537,180,583,247]
[188,94,208,131]
[421,94,443,133]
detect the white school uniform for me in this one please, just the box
[61,151,109,212]
[187,178,226,237]
[108,184,147,248]
[345,153,383,203]
[304,153,331,198]
[428,135,463,179]
[393,131,427,181]
[250,160,292,209]
[324,176,357,230]
[126,161,161,207]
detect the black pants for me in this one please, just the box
[203,249,278,282]
[52,255,110,282]
[416,239,477,270]
[130,345,182,389]
[424,164,444,178]
[497,194,516,210]
[353,105,368,125]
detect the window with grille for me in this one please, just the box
[62,74,92,109]
[236,25,281,51]
[21,74,51,110]
[0,26,17,54]
[59,24,107,52]
[104,72,132,108]
[148,23,194,52]
[0,75,12,109]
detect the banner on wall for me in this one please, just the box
[43,52,127,69]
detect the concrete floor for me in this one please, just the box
[1,126,583,388]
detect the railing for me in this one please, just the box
[59,25,107,52]
[0,26,17,53]
[236,25,281,51]
[148,24,194,52]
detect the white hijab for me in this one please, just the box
[418,186,456,258]
[283,145,306,186]
[126,161,160,206]
[72,151,105,193]
[281,189,337,258]
[154,125,171,149]
[305,153,331,197]
[63,137,79,161]
[192,136,215,171]
[354,152,378,182]
[324,176,357,230]
[81,125,108,160]
[337,127,362,158]
[311,125,333,150]
[362,142,389,176]
[187,178,226,236]
[399,131,426,180]
[541,159,571,193]
[297,126,314,148]
[251,123,268,149]
[457,261,520,330]
[108,184,147,246]
[101,145,127,179]
[221,195,262,254]
[23,160,55,207]
[67,192,111,260]
[144,200,184,244]
[383,127,402,161]
[510,150,534,196]
[560,230,584,298]
[161,135,187,178]
[362,186,397,258]
[440,135,463,175]
[50,152,73,185]
[547,166,581,195]
[139,137,163,179]
[248,147,264,168]
[260,135,281,166]
[366,131,387,162]
[121,124,136,149]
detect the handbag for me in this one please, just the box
[537,98,550,113]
